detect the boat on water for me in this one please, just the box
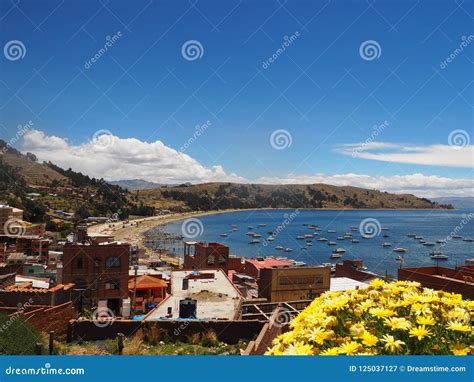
[334,248,346,254]
[258,223,267,227]
[423,242,436,247]
[382,243,392,247]
[463,237,474,242]
[452,235,462,239]
[284,248,293,252]
[314,227,322,231]
[351,226,358,231]
[383,234,389,238]
[253,233,262,238]
[232,228,238,231]
[430,252,448,260]
[267,237,274,241]
[393,248,407,253]
[330,252,343,258]
[306,241,313,246]
[220,233,228,237]
[322,263,336,274]
[305,234,315,238]
[436,239,447,244]
[419,239,426,244]
[351,239,360,243]
[328,241,336,246]
[396,255,404,262]
[296,235,305,240]
[249,239,260,244]
[344,232,352,237]
[337,236,345,240]
[275,245,283,250]
[415,236,423,240]
[293,261,306,267]
[246,232,256,236]
[248,226,253,230]
[327,229,336,233]
[267,230,273,235]
[318,237,328,242]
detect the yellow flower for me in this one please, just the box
[450,344,470,356]
[370,279,385,288]
[320,347,340,355]
[409,325,432,340]
[338,341,361,355]
[369,307,396,319]
[349,323,365,338]
[284,342,314,355]
[384,317,412,331]
[446,321,471,333]
[416,315,436,326]
[361,332,378,347]
[381,334,405,353]
[309,327,330,345]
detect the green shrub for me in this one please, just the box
[0,313,43,355]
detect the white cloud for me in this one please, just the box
[22,129,245,184]
[21,131,473,197]
[337,141,474,168]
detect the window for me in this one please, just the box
[76,257,84,269]
[74,279,87,289]
[218,255,226,264]
[105,279,120,290]
[207,255,215,265]
[106,256,120,268]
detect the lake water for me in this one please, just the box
[158,209,474,277]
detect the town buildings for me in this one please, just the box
[183,241,230,273]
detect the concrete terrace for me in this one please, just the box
[146,269,242,320]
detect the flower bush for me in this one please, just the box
[266,280,473,355]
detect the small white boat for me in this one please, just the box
[330,253,343,258]
[249,239,260,244]
[267,237,274,241]
[275,245,283,250]
[334,248,346,254]
[328,241,336,246]
[220,233,228,237]
[314,227,322,231]
[327,229,336,233]
[393,248,407,253]
[258,223,267,227]
[306,241,313,246]
[351,239,360,243]
[396,255,404,262]
[463,237,474,242]
[318,237,328,242]
[415,236,423,240]
[337,236,345,240]
[253,233,262,238]
[344,232,352,237]
[284,248,293,252]
[419,239,426,244]
[382,243,392,247]
[423,242,435,247]
[305,234,315,238]
[351,226,358,231]
[296,235,305,240]
[452,235,462,239]
[246,231,256,236]
[431,253,448,260]
[232,228,238,231]
[436,239,447,244]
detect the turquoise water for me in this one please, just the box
[159,209,474,277]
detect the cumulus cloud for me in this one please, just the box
[22,129,245,184]
[21,130,473,197]
[336,141,474,168]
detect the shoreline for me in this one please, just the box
[88,207,461,251]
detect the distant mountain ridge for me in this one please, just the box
[108,179,173,190]
[431,197,474,209]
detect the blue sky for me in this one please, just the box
[0,0,473,196]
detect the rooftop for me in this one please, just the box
[329,277,370,292]
[246,257,295,270]
[145,269,241,321]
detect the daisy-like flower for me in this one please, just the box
[361,332,378,347]
[450,344,470,356]
[416,315,436,326]
[409,325,432,340]
[384,317,412,331]
[319,347,340,355]
[338,341,361,355]
[381,334,405,353]
[369,307,396,319]
[349,323,365,338]
[446,321,471,333]
[309,327,329,345]
[284,342,313,355]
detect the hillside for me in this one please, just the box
[137,182,452,211]
[431,197,474,209]
[109,179,172,190]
